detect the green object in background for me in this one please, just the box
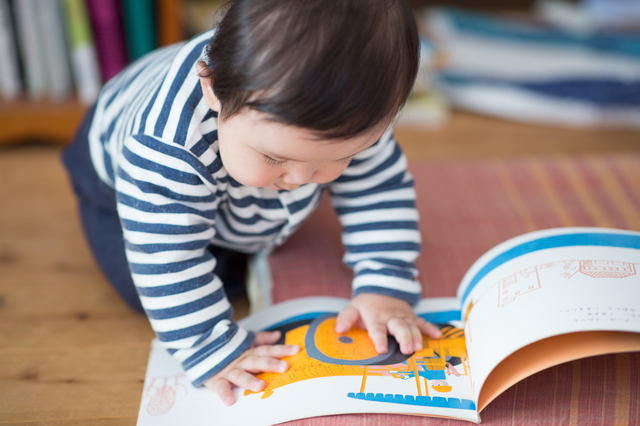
[122,0,157,60]
[64,0,94,47]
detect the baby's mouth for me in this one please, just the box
[267,183,299,191]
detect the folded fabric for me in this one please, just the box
[427,7,640,58]
[435,72,640,129]
[439,73,640,106]
[424,7,640,130]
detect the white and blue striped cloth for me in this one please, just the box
[424,8,640,130]
[86,30,423,386]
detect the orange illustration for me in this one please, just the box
[243,314,470,401]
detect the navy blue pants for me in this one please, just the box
[62,106,247,313]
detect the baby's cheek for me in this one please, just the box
[229,165,277,188]
[315,164,349,184]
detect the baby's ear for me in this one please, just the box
[195,60,210,76]
[197,62,221,112]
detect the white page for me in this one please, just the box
[137,297,481,425]
[455,227,640,403]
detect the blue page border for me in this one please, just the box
[266,310,463,330]
[460,232,640,306]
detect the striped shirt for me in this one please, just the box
[87,30,423,386]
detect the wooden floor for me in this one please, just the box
[1,111,638,425]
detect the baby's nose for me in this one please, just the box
[282,164,316,185]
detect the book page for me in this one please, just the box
[137,297,481,425]
[455,228,640,409]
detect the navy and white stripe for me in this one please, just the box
[87,30,423,387]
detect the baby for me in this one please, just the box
[62,0,441,406]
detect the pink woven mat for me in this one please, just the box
[268,154,640,425]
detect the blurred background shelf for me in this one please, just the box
[1,0,638,147]
[0,98,86,145]
[0,0,185,146]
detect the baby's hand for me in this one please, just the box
[335,293,441,355]
[204,330,299,406]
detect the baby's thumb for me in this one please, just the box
[254,330,281,346]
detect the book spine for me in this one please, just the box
[156,0,184,46]
[85,0,127,83]
[36,0,73,101]
[13,0,46,99]
[0,0,22,99]
[61,0,101,105]
[121,0,157,61]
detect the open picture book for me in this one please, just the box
[137,227,640,425]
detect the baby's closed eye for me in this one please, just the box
[335,155,354,164]
[262,155,286,166]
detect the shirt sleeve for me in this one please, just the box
[328,128,423,304]
[115,133,254,387]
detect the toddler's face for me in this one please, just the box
[215,108,383,191]
[201,78,384,191]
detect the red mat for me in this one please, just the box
[268,154,640,425]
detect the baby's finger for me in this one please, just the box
[226,368,267,393]
[335,305,359,334]
[239,354,289,374]
[254,330,282,346]
[387,318,414,354]
[418,319,442,339]
[206,378,236,406]
[409,323,423,352]
[251,343,300,359]
[365,321,389,354]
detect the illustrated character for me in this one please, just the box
[144,375,188,416]
[430,379,453,393]
[244,313,469,400]
[387,324,465,395]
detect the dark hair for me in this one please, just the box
[200,0,419,139]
